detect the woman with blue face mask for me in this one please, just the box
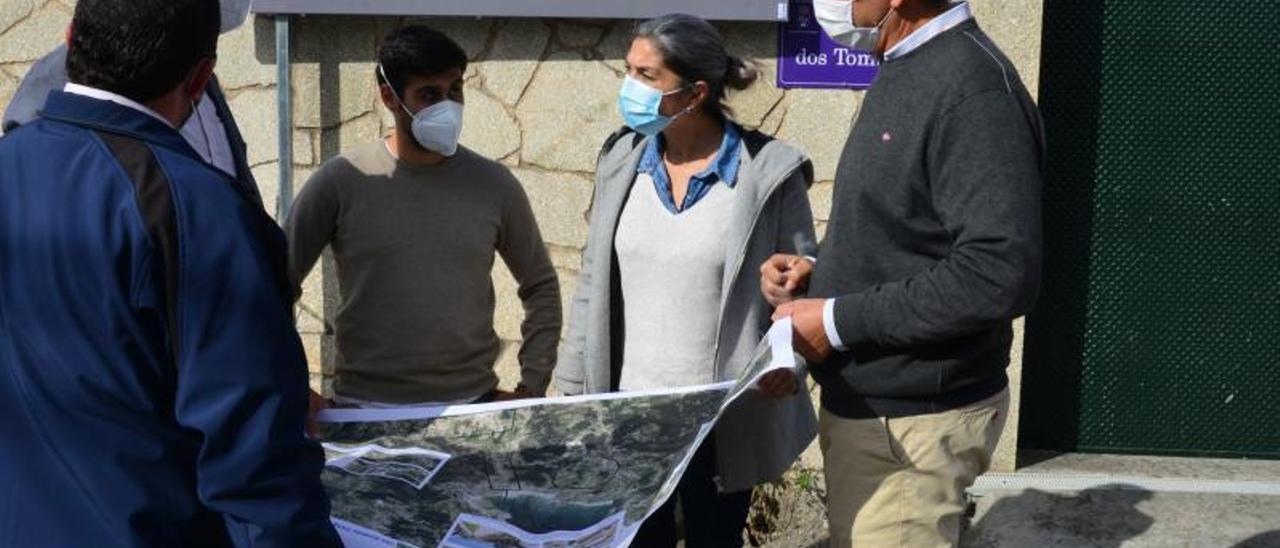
[556,13,820,547]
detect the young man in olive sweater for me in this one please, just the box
[762,1,1044,545]
[287,26,561,411]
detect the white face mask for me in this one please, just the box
[813,0,892,51]
[400,100,464,157]
[220,0,252,34]
[380,62,464,156]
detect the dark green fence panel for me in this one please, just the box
[1021,1,1280,457]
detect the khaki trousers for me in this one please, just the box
[820,389,1009,548]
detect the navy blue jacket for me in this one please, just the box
[0,91,340,546]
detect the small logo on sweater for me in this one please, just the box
[881,131,893,143]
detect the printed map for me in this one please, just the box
[319,319,796,547]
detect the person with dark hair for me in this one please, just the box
[765,0,1044,546]
[0,0,340,546]
[555,13,818,547]
[286,25,561,411]
[1,0,263,208]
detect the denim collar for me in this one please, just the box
[637,120,742,213]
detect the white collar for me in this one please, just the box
[884,2,974,61]
[63,83,176,128]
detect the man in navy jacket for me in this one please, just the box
[0,1,340,545]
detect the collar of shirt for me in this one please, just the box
[884,2,974,62]
[65,83,239,178]
[63,83,175,128]
[637,120,742,214]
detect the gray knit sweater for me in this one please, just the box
[809,19,1045,418]
[286,142,561,403]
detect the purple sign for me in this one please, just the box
[777,1,879,89]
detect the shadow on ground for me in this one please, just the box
[1236,531,1280,548]
[962,484,1155,548]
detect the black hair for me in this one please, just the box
[66,0,219,103]
[633,14,759,121]
[377,25,468,98]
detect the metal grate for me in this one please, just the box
[1020,1,1280,457]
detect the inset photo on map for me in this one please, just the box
[540,511,623,548]
[440,512,623,548]
[325,444,451,490]
[440,514,526,547]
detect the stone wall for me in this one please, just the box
[0,1,1042,470]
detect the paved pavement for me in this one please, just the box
[962,453,1280,547]
[746,453,1280,547]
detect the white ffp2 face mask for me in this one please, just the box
[402,100,464,157]
[379,64,465,157]
[813,0,892,51]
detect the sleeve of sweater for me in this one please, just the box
[283,162,341,303]
[831,90,1043,349]
[773,168,819,382]
[496,172,562,396]
[554,179,605,397]
[774,169,819,259]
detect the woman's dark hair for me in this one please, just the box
[633,14,759,120]
[67,0,220,102]
[378,25,468,97]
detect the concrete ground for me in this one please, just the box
[751,453,1280,548]
[962,453,1280,548]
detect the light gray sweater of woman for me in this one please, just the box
[556,125,819,492]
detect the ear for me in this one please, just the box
[378,84,402,112]
[183,57,216,100]
[690,81,712,112]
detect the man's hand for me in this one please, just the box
[760,254,814,307]
[306,389,331,439]
[757,369,799,399]
[493,386,537,402]
[773,299,833,363]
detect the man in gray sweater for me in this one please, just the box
[287,26,561,410]
[763,1,1043,546]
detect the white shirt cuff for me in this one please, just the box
[802,255,817,264]
[823,298,847,351]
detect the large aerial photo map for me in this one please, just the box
[319,319,796,547]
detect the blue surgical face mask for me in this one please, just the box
[617,75,691,137]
